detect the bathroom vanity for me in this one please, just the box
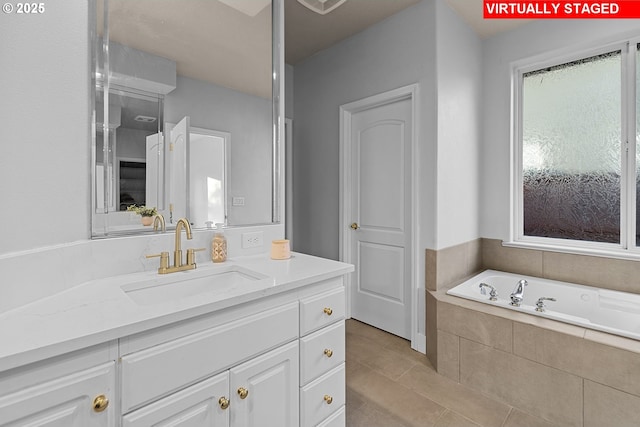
[0,253,353,427]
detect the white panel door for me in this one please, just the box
[350,97,412,339]
[145,132,164,210]
[229,341,299,427]
[169,116,190,223]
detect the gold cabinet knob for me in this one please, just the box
[323,307,333,316]
[237,387,249,399]
[218,396,230,410]
[350,222,359,230]
[324,348,333,358]
[324,394,333,405]
[92,395,109,413]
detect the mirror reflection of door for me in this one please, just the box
[189,131,228,228]
[168,117,228,227]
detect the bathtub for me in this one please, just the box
[447,270,640,341]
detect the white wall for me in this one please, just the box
[435,1,482,248]
[480,19,640,241]
[0,2,284,311]
[0,1,90,255]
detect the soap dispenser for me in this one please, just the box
[212,223,227,263]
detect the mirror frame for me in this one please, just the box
[90,0,284,238]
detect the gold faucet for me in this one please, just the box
[173,218,192,268]
[152,214,166,232]
[146,217,204,274]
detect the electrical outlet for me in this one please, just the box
[242,231,264,249]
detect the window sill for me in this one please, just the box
[502,240,640,262]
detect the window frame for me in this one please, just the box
[510,37,640,259]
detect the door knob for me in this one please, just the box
[350,222,359,230]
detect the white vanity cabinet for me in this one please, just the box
[122,342,299,427]
[120,300,300,427]
[0,345,117,427]
[122,371,229,427]
[0,257,351,427]
[299,284,346,426]
[228,341,299,427]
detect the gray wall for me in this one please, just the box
[292,0,438,260]
[291,0,483,259]
[291,0,482,339]
[0,2,90,255]
[285,63,294,119]
[165,76,272,225]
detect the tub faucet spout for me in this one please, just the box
[510,279,528,307]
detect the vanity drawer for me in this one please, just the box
[300,287,345,335]
[300,363,345,427]
[120,302,298,413]
[317,405,345,427]
[300,321,345,385]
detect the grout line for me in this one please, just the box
[501,407,515,427]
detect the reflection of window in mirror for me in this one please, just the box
[94,86,163,212]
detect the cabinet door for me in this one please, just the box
[0,362,116,427]
[230,341,299,427]
[122,371,229,427]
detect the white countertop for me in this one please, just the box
[0,252,353,372]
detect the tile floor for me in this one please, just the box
[345,320,556,427]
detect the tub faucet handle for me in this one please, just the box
[479,283,498,301]
[535,297,556,312]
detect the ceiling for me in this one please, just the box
[103,0,530,119]
[285,0,532,64]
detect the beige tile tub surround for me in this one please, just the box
[426,239,482,292]
[425,237,640,426]
[482,237,640,295]
[430,291,640,427]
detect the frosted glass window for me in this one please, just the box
[522,51,621,243]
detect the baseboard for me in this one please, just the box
[412,333,427,354]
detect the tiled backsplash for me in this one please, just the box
[0,224,283,313]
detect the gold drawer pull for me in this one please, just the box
[237,387,249,399]
[324,394,333,405]
[218,396,230,410]
[323,307,333,316]
[92,395,109,413]
[324,348,333,358]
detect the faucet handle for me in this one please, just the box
[535,297,556,312]
[479,283,498,301]
[146,251,170,273]
[186,248,206,266]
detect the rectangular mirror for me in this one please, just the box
[92,0,282,237]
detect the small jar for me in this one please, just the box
[212,223,227,263]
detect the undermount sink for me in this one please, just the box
[121,265,272,306]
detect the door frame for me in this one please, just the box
[339,84,422,352]
[285,118,294,245]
